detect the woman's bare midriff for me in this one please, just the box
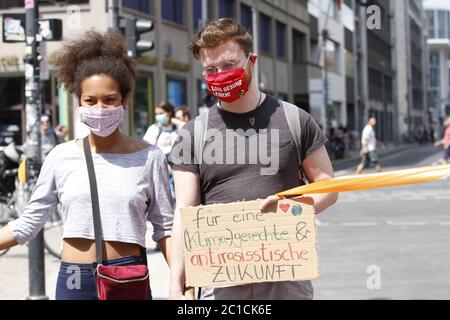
[61,238,142,264]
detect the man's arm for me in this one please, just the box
[301,145,339,214]
[360,132,368,155]
[169,165,201,300]
[260,145,338,214]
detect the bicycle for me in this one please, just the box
[0,146,63,259]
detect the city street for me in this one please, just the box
[0,143,448,300]
[316,144,450,300]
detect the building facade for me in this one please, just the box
[0,0,315,142]
[424,0,450,137]
[394,0,428,141]
[308,0,347,133]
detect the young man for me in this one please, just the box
[169,18,338,300]
[356,117,385,174]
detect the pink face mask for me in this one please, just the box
[79,105,124,137]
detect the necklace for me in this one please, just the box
[218,91,263,111]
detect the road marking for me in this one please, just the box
[434,196,450,200]
[340,222,380,227]
[438,222,450,226]
[398,197,428,201]
[315,219,331,226]
[386,221,427,226]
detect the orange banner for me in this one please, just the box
[277,165,450,197]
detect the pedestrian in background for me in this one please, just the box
[434,117,450,164]
[356,116,385,174]
[143,102,179,156]
[0,30,174,300]
[143,102,180,201]
[21,114,64,161]
[174,106,191,128]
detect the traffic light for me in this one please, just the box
[125,16,154,58]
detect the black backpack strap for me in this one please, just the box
[83,136,104,266]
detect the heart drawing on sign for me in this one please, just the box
[279,203,290,213]
[292,205,303,216]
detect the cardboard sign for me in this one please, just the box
[181,198,319,288]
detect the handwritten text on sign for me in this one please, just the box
[181,199,319,287]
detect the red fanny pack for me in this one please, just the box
[83,136,151,300]
[95,264,150,300]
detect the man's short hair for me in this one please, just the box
[189,18,254,60]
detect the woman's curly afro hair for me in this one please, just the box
[54,30,137,100]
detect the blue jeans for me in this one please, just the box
[55,256,150,300]
[444,147,450,161]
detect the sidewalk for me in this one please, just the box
[331,143,417,172]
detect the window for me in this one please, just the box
[0,0,89,8]
[448,11,450,39]
[0,0,23,9]
[123,0,151,14]
[219,0,235,18]
[162,0,183,25]
[345,52,355,78]
[308,0,320,17]
[167,78,187,107]
[193,0,203,31]
[426,10,435,38]
[438,10,446,38]
[310,39,320,65]
[321,0,336,19]
[132,75,154,139]
[240,3,253,33]
[325,39,339,73]
[430,52,440,66]
[276,21,286,58]
[292,29,306,63]
[260,13,272,54]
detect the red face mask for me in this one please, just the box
[204,56,251,103]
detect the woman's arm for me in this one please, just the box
[157,236,171,265]
[0,225,18,251]
[7,148,60,246]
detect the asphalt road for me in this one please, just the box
[315,144,450,299]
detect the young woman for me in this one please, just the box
[143,102,179,156]
[143,102,180,201]
[0,30,174,300]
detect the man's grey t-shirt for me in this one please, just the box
[169,95,327,205]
